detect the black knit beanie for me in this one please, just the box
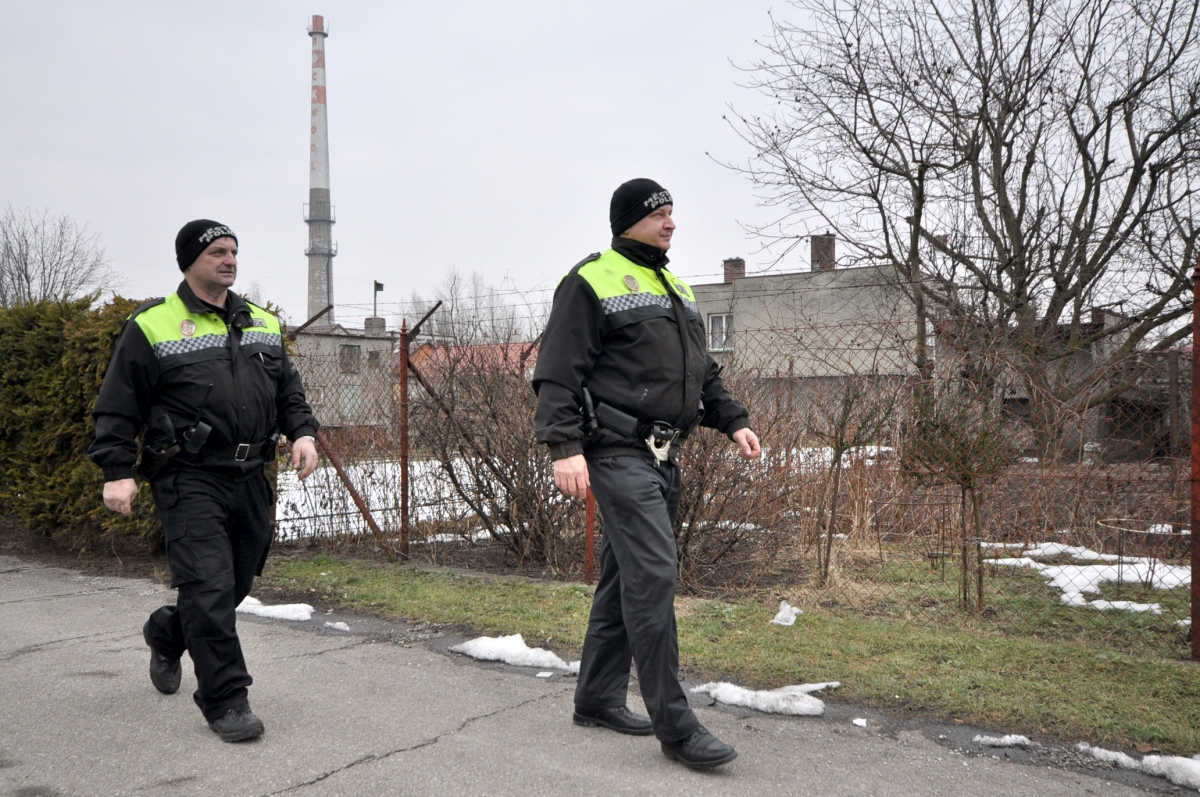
[175,219,238,271]
[609,178,673,236]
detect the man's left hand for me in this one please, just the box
[292,436,319,479]
[732,428,761,459]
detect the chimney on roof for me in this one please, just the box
[723,257,745,283]
[364,317,386,337]
[812,231,836,272]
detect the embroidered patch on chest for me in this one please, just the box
[623,275,641,294]
[179,319,196,338]
[251,318,267,327]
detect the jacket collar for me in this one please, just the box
[177,279,250,326]
[611,235,670,271]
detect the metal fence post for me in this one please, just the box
[400,319,410,561]
[1191,255,1200,660]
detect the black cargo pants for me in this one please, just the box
[144,466,273,722]
[574,455,700,743]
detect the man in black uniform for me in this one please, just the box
[533,179,761,769]
[89,220,320,742]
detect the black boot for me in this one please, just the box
[208,705,265,742]
[573,705,654,736]
[661,726,738,769]
[142,621,181,695]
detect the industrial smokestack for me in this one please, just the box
[305,15,336,325]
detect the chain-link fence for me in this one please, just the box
[278,317,1196,658]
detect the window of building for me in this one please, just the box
[708,314,733,351]
[339,344,361,374]
[367,350,382,367]
[338,384,363,421]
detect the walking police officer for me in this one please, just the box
[533,179,761,769]
[89,220,320,742]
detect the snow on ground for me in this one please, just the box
[691,682,839,716]
[451,634,580,673]
[985,542,1190,615]
[1088,600,1161,614]
[1078,744,1200,791]
[974,734,1032,748]
[1142,756,1200,790]
[324,621,350,632]
[236,596,314,621]
[770,600,803,626]
[852,718,867,727]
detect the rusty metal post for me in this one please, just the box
[316,429,396,562]
[400,319,410,561]
[1191,255,1200,659]
[585,488,596,584]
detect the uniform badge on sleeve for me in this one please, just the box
[623,275,641,294]
[179,319,196,338]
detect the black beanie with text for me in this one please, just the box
[175,219,238,271]
[609,178,672,236]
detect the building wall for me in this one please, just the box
[292,328,397,428]
[691,265,919,378]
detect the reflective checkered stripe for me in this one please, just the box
[241,330,282,348]
[600,293,672,315]
[577,250,700,326]
[152,333,229,359]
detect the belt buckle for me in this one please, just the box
[235,443,251,461]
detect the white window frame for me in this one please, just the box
[708,313,733,352]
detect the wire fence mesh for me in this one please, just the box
[279,318,1195,658]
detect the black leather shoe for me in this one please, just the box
[208,705,265,742]
[661,726,738,769]
[573,705,654,736]
[142,621,181,695]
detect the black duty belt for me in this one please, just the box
[226,441,272,462]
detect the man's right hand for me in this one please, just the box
[103,479,138,516]
[553,454,589,500]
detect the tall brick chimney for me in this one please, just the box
[723,257,745,283]
[811,232,836,272]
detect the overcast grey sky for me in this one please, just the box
[3,1,805,327]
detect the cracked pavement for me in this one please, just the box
[0,555,1170,796]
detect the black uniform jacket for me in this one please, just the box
[533,237,750,461]
[89,281,318,481]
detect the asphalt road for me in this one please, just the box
[0,555,1169,796]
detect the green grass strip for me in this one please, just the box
[259,555,1200,755]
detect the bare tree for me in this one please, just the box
[408,269,545,345]
[729,0,1200,457]
[0,206,116,307]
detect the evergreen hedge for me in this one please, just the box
[0,298,162,550]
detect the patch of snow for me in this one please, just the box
[984,542,1190,615]
[980,542,1025,550]
[1089,600,1161,615]
[691,681,839,716]
[1146,524,1174,535]
[324,621,350,632]
[770,600,803,627]
[1141,756,1200,790]
[1178,618,1192,628]
[535,671,554,678]
[236,596,314,622]
[414,529,493,545]
[451,634,577,671]
[974,734,1031,748]
[1077,742,1141,770]
[1020,457,1039,464]
[852,718,867,727]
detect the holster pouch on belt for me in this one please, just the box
[136,412,181,481]
[582,389,680,466]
